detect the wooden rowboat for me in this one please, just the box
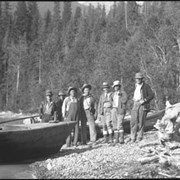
[0,121,76,163]
[123,109,165,133]
[95,109,165,135]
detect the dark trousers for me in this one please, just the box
[41,114,52,122]
[80,112,87,145]
[65,102,79,147]
[66,121,79,146]
[131,101,148,140]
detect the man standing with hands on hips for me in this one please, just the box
[79,84,97,146]
[128,72,154,143]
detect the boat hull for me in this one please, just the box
[0,121,76,163]
[96,110,165,134]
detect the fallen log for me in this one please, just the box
[158,172,180,178]
[171,149,180,155]
[138,155,159,164]
[169,157,180,168]
[165,141,180,150]
[139,142,159,148]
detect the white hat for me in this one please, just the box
[102,82,110,88]
[112,80,121,88]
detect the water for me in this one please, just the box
[0,164,36,179]
[0,112,37,179]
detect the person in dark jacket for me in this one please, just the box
[79,84,97,146]
[39,90,57,123]
[56,90,66,122]
[62,87,80,147]
[129,72,154,143]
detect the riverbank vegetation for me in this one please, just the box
[0,2,180,113]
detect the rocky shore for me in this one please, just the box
[30,129,180,179]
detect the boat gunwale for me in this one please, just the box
[0,121,77,132]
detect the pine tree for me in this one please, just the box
[26,1,40,44]
[44,9,52,35]
[53,1,62,33]
[14,1,28,38]
[0,1,2,17]
[62,1,72,28]
[0,1,3,45]
[74,6,82,35]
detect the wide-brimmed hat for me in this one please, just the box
[102,82,110,89]
[81,84,92,92]
[58,91,66,96]
[135,72,144,79]
[45,89,53,96]
[112,80,121,88]
[67,87,77,94]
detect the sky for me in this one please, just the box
[78,1,144,13]
[78,1,114,13]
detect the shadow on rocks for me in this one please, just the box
[49,143,103,160]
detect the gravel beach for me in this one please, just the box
[30,130,176,179]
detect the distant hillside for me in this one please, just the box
[9,1,88,17]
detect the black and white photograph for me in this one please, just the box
[0,1,180,179]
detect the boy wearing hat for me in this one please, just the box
[39,90,57,123]
[56,90,66,122]
[79,84,97,145]
[110,80,128,145]
[62,87,80,147]
[98,82,113,143]
[129,72,154,143]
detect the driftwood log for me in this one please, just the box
[138,155,159,164]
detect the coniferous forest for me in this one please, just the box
[0,1,180,113]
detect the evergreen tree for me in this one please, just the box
[62,1,72,28]
[53,1,62,33]
[14,1,28,38]
[74,6,82,28]
[44,9,52,35]
[0,1,2,17]
[26,1,40,44]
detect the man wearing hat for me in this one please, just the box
[39,90,57,123]
[110,80,128,145]
[56,90,66,122]
[129,72,154,143]
[98,82,113,143]
[79,84,97,145]
[62,87,80,147]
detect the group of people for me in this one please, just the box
[39,72,154,147]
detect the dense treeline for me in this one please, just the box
[0,1,180,113]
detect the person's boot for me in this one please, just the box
[119,131,124,144]
[108,133,113,143]
[112,131,119,146]
[103,135,108,143]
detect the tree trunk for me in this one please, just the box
[39,48,42,84]
[16,65,20,95]
[124,1,128,30]
[6,76,8,109]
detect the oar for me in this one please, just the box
[0,115,40,124]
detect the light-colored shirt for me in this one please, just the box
[112,91,120,108]
[62,96,78,118]
[133,83,143,101]
[83,96,91,110]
